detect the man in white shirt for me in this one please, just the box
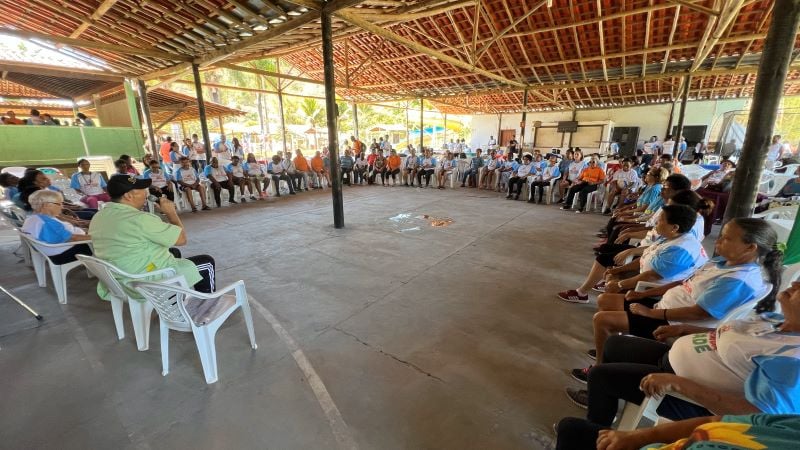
[191,134,207,171]
[767,135,789,165]
[213,134,232,165]
[661,135,675,157]
[488,136,497,151]
[506,153,534,200]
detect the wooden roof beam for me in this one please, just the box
[69,0,120,38]
[667,0,720,16]
[336,10,527,89]
[690,0,744,72]
[474,0,547,62]
[0,60,131,81]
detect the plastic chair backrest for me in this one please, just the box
[754,205,798,221]
[129,278,195,327]
[1,205,26,228]
[76,255,176,300]
[720,282,772,323]
[782,264,800,291]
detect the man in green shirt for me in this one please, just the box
[89,174,216,298]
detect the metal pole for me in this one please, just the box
[724,0,800,223]
[191,63,212,161]
[352,102,359,139]
[567,108,577,147]
[419,98,424,152]
[0,284,42,320]
[136,80,158,161]
[443,113,448,148]
[673,74,691,157]
[322,11,344,229]
[520,89,528,147]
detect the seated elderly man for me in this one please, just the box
[403,148,419,186]
[268,154,296,196]
[204,157,237,206]
[89,174,216,293]
[22,189,92,264]
[293,149,311,191]
[311,151,330,188]
[70,159,111,209]
[461,148,484,187]
[142,158,175,202]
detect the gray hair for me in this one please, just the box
[28,189,63,212]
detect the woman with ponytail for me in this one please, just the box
[572,217,778,380]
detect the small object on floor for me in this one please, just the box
[240,198,246,203]
[556,290,589,303]
[250,195,257,200]
[570,366,591,384]
[191,208,198,213]
[587,349,596,360]
[565,388,589,409]
[574,210,582,214]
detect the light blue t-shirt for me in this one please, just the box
[174,167,199,183]
[748,349,800,414]
[641,232,707,283]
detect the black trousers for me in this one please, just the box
[49,243,92,265]
[169,248,216,293]
[565,183,598,210]
[556,417,607,450]
[369,168,386,185]
[386,168,400,182]
[417,168,434,186]
[405,169,417,185]
[586,335,711,427]
[461,168,478,184]
[354,167,367,184]
[341,168,352,185]
[210,180,235,206]
[530,181,551,202]
[270,174,295,195]
[507,176,526,195]
[149,186,174,202]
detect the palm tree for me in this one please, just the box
[299,98,325,149]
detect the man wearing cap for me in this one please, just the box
[89,174,216,295]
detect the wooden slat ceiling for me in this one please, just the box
[90,87,246,123]
[1,0,798,113]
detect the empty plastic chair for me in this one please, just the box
[130,277,257,384]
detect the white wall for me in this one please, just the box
[470,98,748,151]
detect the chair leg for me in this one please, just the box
[51,263,67,304]
[110,296,125,340]
[160,321,170,376]
[240,300,258,350]
[128,300,153,351]
[31,252,47,287]
[194,327,219,384]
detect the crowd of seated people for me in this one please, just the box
[0,109,93,126]
[531,147,800,448]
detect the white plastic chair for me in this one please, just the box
[19,233,92,304]
[130,277,257,384]
[753,205,798,221]
[781,264,800,291]
[617,391,700,430]
[76,255,176,351]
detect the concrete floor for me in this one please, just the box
[0,185,609,449]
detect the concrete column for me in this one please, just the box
[322,11,344,228]
[519,89,528,146]
[724,0,800,223]
[136,80,158,161]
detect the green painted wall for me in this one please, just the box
[0,126,145,166]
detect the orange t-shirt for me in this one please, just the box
[311,156,324,171]
[294,156,310,171]
[386,155,401,170]
[4,117,25,125]
[159,142,171,163]
[579,166,605,184]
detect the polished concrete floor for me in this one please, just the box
[0,184,610,449]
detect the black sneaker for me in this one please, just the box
[587,349,597,360]
[570,366,592,384]
[229,199,238,204]
[239,198,246,203]
[565,388,588,409]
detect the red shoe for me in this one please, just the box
[556,290,589,304]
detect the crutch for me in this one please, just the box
[0,284,42,320]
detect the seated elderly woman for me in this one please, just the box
[560,251,793,435]
[698,159,736,190]
[602,158,640,215]
[21,189,92,264]
[568,217,778,388]
[559,189,710,303]
[416,149,436,188]
[244,153,268,198]
[69,159,111,209]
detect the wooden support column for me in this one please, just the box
[724,0,800,223]
[520,89,528,146]
[673,74,691,157]
[352,102,359,139]
[405,101,410,147]
[123,79,144,154]
[191,64,212,161]
[322,10,344,229]
[218,116,225,134]
[497,113,502,148]
[136,80,158,160]
[419,99,425,151]
[277,60,288,155]
[568,108,577,147]
[665,99,677,140]
[443,113,448,147]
